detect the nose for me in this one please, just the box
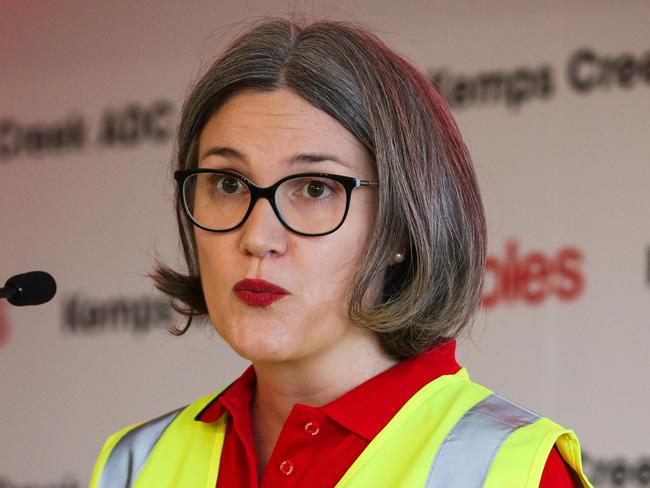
[238,196,289,259]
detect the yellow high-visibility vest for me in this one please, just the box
[89,368,593,487]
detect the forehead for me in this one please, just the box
[197,88,371,171]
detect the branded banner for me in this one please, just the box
[1,1,648,486]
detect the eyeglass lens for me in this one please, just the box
[184,173,348,234]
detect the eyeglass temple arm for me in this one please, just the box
[358,180,379,186]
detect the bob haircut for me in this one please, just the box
[152,17,487,360]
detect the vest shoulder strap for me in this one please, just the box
[337,370,592,487]
[90,407,184,488]
[89,391,226,488]
[484,415,593,488]
[337,368,493,486]
[424,392,541,487]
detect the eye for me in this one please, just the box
[303,179,333,199]
[205,173,247,196]
[219,175,244,194]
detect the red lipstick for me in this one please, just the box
[233,278,289,307]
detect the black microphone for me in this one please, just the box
[0,271,57,306]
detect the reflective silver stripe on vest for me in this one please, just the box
[97,407,184,488]
[424,393,540,487]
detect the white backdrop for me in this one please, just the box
[1,1,648,486]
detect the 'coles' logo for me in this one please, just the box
[0,300,9,347]
[482,239,585,308]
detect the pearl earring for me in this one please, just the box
[394,252,405,264]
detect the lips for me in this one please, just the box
[233,278,289,307]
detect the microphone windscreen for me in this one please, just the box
[6,271,57,306]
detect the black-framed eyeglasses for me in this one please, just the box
[174,169,379,237]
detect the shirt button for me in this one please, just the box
[304,421,321,436]
[279,459,294,476]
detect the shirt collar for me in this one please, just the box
[319,340,459,440]
[196,340,460,442]
[195,364,256,423]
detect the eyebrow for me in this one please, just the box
[199,146,351,169]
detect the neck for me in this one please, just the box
[250,333,398,478]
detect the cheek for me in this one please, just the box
[304,228,372,303]
[195,233,231,309]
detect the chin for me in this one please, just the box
[230,339,299,364]
[216,317,299,364]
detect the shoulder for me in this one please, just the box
[455,375,591,487]
[104,391,220,448]
[425,369,569,438]
[89,392,222,488]
[414,370,591,487]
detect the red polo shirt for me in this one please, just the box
[197,341,578,487]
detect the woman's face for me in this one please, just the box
[195,88,380,365]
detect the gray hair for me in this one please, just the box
[151,17,487,360]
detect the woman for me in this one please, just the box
[90,18,592,487]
